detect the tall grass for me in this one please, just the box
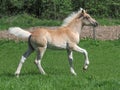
[0,39,120,90]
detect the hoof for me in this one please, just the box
[15,73,19,78]
[83,67,87,71]
[70,68,77,76]
[41,72,46,75]
[42,73,47,76]
[83,65,88,70]
[15,71,20,77]
[71,72,77,76]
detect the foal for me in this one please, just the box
[9,8,98,77]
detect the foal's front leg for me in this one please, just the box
[73,45,90,70]
[67,49,77,75]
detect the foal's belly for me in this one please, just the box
[47,43,67,50]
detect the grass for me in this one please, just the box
[0,13,120,89]
[97,18,120,26]
[0,14,120,30]
[0,39,120,90]
[0,14,61,30]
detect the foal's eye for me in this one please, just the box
[84,16,89,19]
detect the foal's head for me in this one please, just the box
[78,9,98,27]
[62,8,98,27]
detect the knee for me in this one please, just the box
[83,49,88,56]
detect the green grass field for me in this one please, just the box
[0,14,120,90]
[0,39,120,90]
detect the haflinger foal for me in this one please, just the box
[8,8,98,77]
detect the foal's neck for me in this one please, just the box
[68,21,83,35]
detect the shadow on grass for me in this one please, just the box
[0,71,42,78]
[0,72,15,78]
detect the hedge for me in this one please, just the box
[0,0,120,19]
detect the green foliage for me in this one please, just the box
[0,40,120,90]
[39,0,72,19]
[10,0,24,9]
[0,0,120,19]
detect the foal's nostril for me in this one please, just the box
[96,22,98,26]
[94,22,98,27]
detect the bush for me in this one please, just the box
[0,0,120,19]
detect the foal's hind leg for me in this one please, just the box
[34,47,46,75]
[15,48,34,77]
[67,49,77,75]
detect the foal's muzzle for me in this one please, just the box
[93,22,98,27]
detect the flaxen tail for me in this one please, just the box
[8,27,31,38]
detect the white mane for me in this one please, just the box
[62,8,83,27]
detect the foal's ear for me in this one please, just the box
[81,9,85,14]
[81,10,84,14]
[78,10,85,18]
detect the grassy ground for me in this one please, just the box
[0,39,120,90]
[0,14,120,30]
[0,14,61,30]
[97,18,120,26]
[0,14,120,90]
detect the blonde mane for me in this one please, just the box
[62,8,83,27]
